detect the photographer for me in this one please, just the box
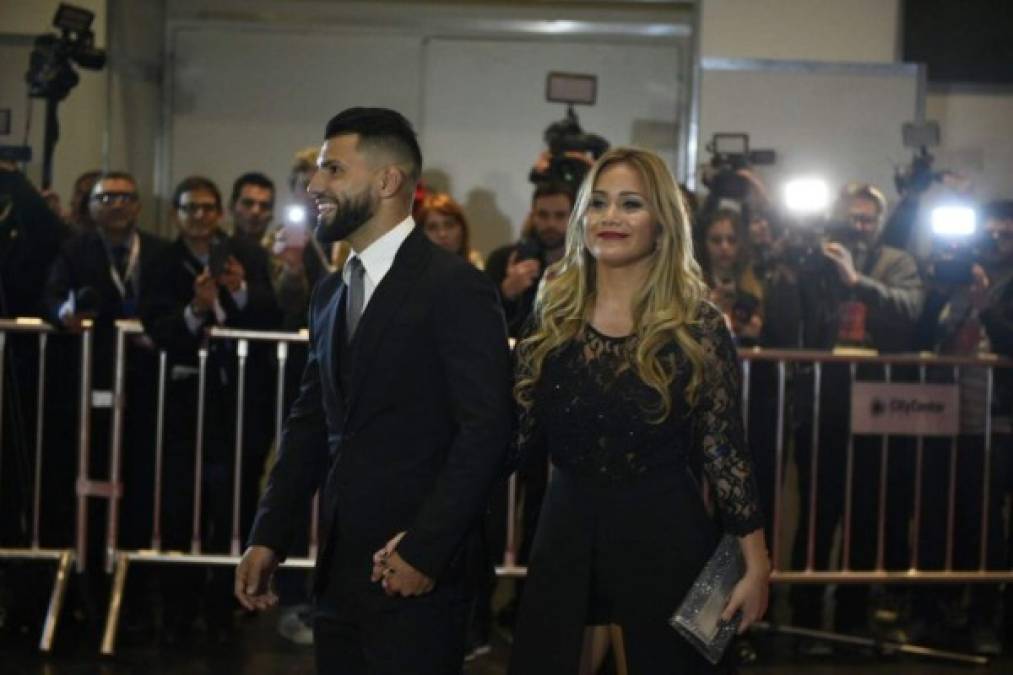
[908,199,1013,653]
[485,182,575,337]
[140,175,279,644]
[791,182,925,641]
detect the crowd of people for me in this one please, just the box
[1,106,1012,669]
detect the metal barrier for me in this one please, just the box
[95,322,1013,662]
[0,317,94,652]
[101,322,317,655]
[737,349,1013,584]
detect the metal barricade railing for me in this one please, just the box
[101,322,317,655]
[0,317,94,652]
[95,320,1013,660]
[736,349,1013,586]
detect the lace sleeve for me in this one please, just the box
[691,303,765,536]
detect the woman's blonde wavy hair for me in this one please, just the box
[515,146,710,421]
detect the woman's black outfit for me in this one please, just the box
[508,303,763,674]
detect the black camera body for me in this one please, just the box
[930,236,982,286]
[26,4,106,102]
[529,107,608,187]
[703,133,775,201]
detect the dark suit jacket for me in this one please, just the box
[0,169,70,317]
[139,232,281,364]
[43,229,169,386]
[249,226,512,604]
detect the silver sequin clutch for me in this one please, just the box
[669,534,744,665]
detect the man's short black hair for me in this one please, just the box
[230,172,275,208]
[172,175,222,212]
[323,107,422,182]
[532,181,575,208]
[983,199,1013,222]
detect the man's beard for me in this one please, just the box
[315,188,376,244]
[534,228,565,251]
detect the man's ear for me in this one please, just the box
[377,166,406,198]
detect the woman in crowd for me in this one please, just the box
[417,191,484,268]
[508,147,769,673]
[697,208,764,345]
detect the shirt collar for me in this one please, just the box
[344,215,415,286]
[99,227,138,252]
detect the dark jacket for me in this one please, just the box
[139,233,280,364]
[0,169,70,317]
[249,226,512,605]
[485,243,541,339]
[801,242,924,353]
[43,229,168,386]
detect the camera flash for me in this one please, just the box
[784,178,829,214]
[931,206,976,238]
[286,205,306,225]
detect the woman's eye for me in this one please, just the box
[588,197,606,209]
[622,200,642,210]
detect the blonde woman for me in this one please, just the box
[508,147,769,673]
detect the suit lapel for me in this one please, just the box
[345,227,429,423]
[318,278,347,410]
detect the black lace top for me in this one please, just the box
[517,302,764,536]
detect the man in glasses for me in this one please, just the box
[46,172,166,332]
[791,182,925,646]
[139,175,280,645]
[42,171,169,627]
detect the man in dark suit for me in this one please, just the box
[140,175,280,643]
[235,107,512,674]
[44,171,168,547]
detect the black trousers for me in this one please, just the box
[314,584,469,675]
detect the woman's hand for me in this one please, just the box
[721,564,770,633]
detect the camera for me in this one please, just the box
[928,205,978,285]
[26,4,106,102]
[894,121,954,196]
[529,107,609,187]
[530,72,609,188]
[702,133,775,201]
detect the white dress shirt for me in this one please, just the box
[342,215,415,311]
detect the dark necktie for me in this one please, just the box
[345,257,365,342]
[112,244,134,298]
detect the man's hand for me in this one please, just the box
[218,255,246,293]
[969,264,990,311]
[822,242,859,287]
[235,545,280,611]
[734,313,763,341]
[500,250,541,301]
[370,531,435,597]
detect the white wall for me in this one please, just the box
[927,91,1013,201]
[700,0,1013,202]
[700,0,899,63]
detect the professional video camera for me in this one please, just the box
[26,3,106,102]
[529,72,609,187]
[18,3,106,189]
[701,133,775,201]
[893,121,960,197]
